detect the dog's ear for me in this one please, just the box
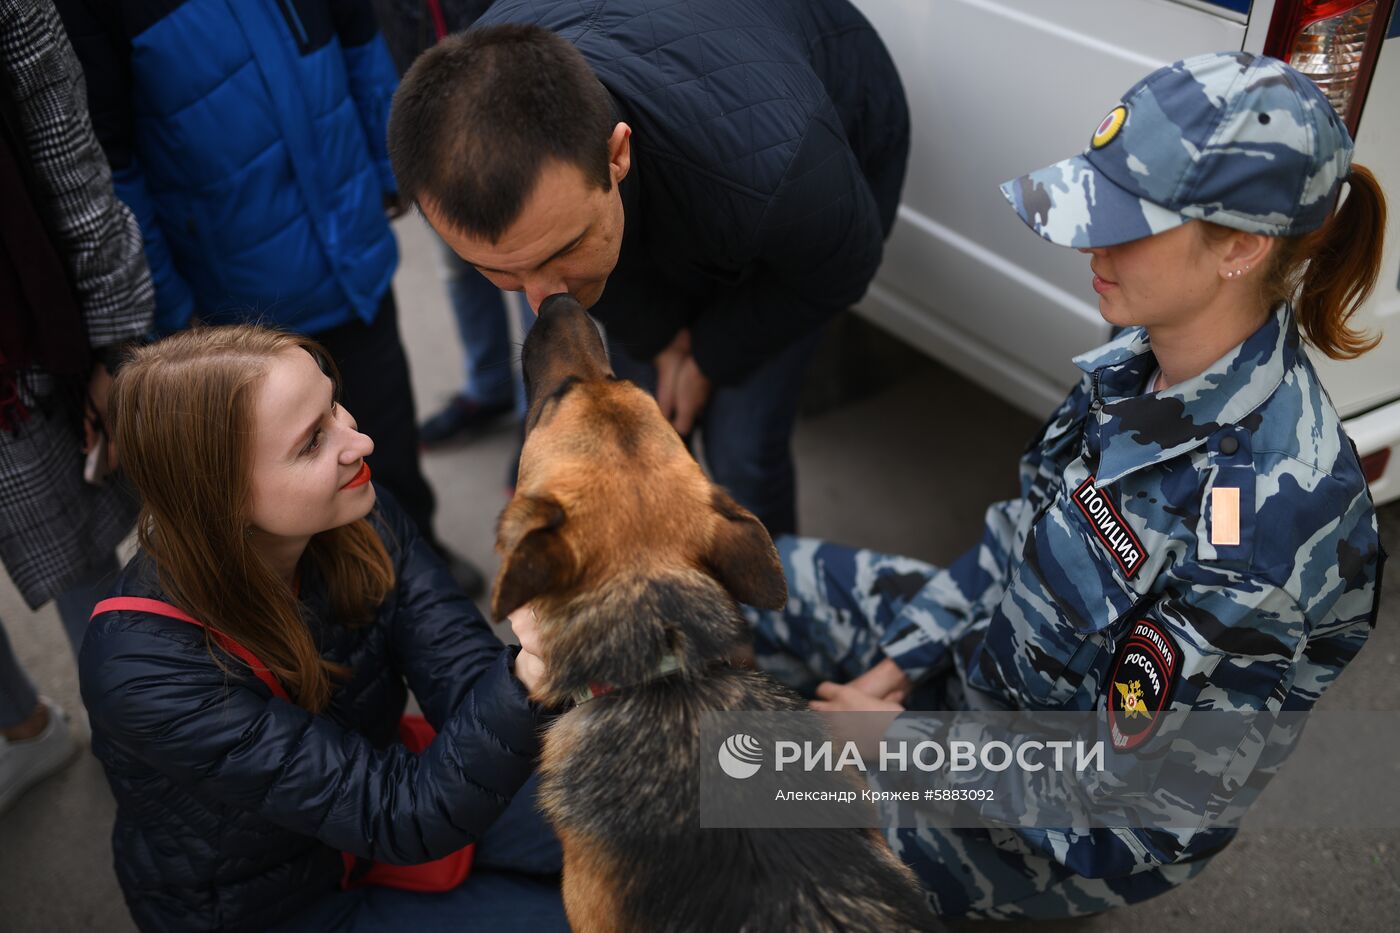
[491,494,576,620]
[703,489,787,610]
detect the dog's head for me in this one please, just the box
[492,295,786,637]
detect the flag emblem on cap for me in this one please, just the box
[1091,105,1128,149]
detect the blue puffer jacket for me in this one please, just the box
[56,0,400,335]
[80,490,543,933]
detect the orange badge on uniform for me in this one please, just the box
[1092,105,1128,149]
[1211,487,1241,546]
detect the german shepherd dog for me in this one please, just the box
[491,295,938,932]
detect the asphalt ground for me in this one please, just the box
[0,215,1395,931]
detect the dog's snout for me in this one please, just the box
[538,293,583,317]
[521,292,613,425]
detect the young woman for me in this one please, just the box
[748,52,1386,919]
[85,326,565,932]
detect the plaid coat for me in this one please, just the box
[0,0,153,608]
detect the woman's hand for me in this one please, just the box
[810,681,904,759]
[507,604,547,695]
[810,680,906,713]
[844,657,913,705]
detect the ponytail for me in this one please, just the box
[1265,163,1387,360]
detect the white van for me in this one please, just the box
[852,0,1400,501]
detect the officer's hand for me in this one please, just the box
[654,329,692,430]
[846,658,912,705]
[811,680,905,713]
[670,355,711,436]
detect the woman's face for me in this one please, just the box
[1078,221,1226,331]
[246,348,376,543]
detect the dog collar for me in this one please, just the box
[572,654,683,705]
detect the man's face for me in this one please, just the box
[424,125,630,312]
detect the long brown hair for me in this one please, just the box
[1262,163,1387,359]
[109,326,395,712]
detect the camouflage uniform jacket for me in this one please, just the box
[878,303,1382,878]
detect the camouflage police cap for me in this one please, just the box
[1000,51,1354,248]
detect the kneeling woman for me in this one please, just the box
[750,53,1386,919]
[85,327,565,932]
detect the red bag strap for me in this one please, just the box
[91,597,291,702]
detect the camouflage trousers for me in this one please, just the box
[744,535,1208,920]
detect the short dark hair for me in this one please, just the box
[388,24,615,242]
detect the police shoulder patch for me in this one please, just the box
[1073,475,1148,578]
[1092,105,1128,149]
[1107,619,1180,750]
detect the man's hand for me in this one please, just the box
[653,329,711,436]
[670,355,711,436]
[83,361,116,470]
[508,604,547,695]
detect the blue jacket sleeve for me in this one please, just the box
[372,493,523,731]
[334,1,399,194]
[112,162,196,333]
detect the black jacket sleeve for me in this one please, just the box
[375,492,523,731]
[688,106,886,385]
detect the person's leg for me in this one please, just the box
[441,238,515,409]
[0,623,38,733]
[0,620,75,815]
[605,333,658,395]
[316,291,438,543]
[265,775,565,933]
[350,871,568,933]
[504,295,536,492]
[698,326,824,537]
[889,825,1208,919]
[512,294,535,420]
[471,772,562,876]
[51,552,121,657]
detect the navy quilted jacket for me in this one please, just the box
[80,490,544,933]
[55,0,400,336]
[477,0,910,385]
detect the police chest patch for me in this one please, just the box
[1073,476,1147,578]
[1107,619,1180,750]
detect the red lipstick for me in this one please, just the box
[341,461,371,490]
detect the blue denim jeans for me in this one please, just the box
[266,773,567,932]
[437,235,534,417]
[0,554,120,728]
[606,326,824,537]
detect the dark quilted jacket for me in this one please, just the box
[476,0,910,385]
[80,489,543,932]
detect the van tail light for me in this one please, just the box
[1361,447,1392,484]
[1264,0,1397,135]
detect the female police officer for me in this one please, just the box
[748,52,1386,918]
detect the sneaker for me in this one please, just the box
[419,394,514,448]
[0,698,78,817]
